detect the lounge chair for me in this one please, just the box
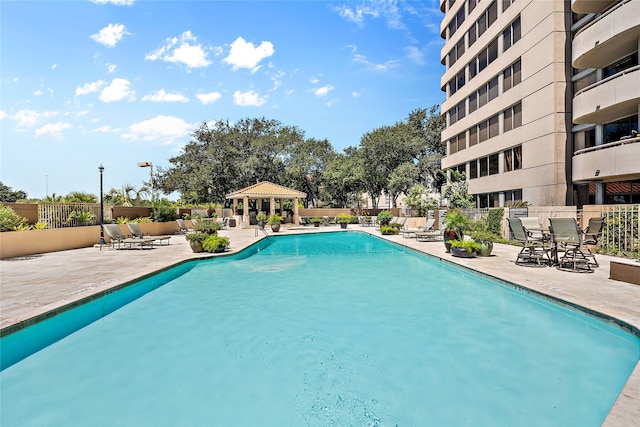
[176,219,194,234]
[103,224,156,250]
[126,222,172,246]
[402,218,436,238]
[548,218,594,273]
[508,218,551,267]
[415,219,443,241]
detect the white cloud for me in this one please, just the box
[76,80,105,96]
[310,77,320,84]
[93,125,116,133]
[51,64,57,69]
[0,111,7,120]
[353,53,400,71]
[90,23,131,47]
[91,0,135,5]
[34,122,72,138]
[224,37,274,72]
[99,78,135,102]
[196,92,222,105]
[122,115,194,145]
[13,110,42,128]
[333,4,379,25]
[34,90,43,96]
[233,90,267,107]
[405,45,425,65]
[314,85,334,97]
[106,63,117,73]
[145,31,212,70]
[142,89,189,103]
[352,91,361,97]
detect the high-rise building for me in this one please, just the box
[439,0,639,207]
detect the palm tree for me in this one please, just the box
[65,191,98,203]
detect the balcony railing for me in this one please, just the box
[574,65,640,99]
[573,0,629,37]
[574,135,639,156]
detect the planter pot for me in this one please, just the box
[214,246,226,253]
[270,224,281,232]
[476,242,494,257]
[443,230,457,253]
[451,247,476,258]
[313,222,320,227]
[340,223,348,229]
[189,241,204,253]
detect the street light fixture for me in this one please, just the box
[137,162,154,202]
[98,164,105,246]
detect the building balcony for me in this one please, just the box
[572,0,640,69]
[572,137,640,182]
[572,0,616,14]
[572,66,640,124]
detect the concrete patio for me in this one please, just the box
[1,224,638,425]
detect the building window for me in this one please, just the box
[489,153,499,175]
[468,0,477,13]
[469,159,478,178]
[447,4,467,38]
[504,145,522,172]
[447,37,467,67]
[503,59,522,92]
[469,125,478,147]
[503,0,513,12]
[479,121,489,142]
[468,23,477,47]
[488,115,499,138]
[504,189,523,206]
[457,100,466,121]
[604,114,638,143]
[573,127,596,152]
[572,71,597,95]
[449,132,466,155]
[448,102,467,126]
[448,70,466,95]
[603,52,638,78]
[504,102,522,132]
[487,76,499,102]
[469,91,478,113]
[503,16,521,51]
[479,157,489,177]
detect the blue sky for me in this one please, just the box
[1,0,444,199]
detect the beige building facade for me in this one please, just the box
[440,0,639,207]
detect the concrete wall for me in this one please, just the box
[5,203,39,224]
[0,222,180,260]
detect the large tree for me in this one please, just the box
[408,105,447,192]
[0,182,27,202]
[283,138,336,208]
[156,118,304,204]
[320,147,364,208]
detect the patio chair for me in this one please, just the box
[548,218,594,273]
[402,218,435,238]
[508,218,551,267]
[126,222,171,246]
[103,224,156,250]
[580,216,603,267]
[519,217,547,241]
[176,219,194,234]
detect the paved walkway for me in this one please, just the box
[1,225,639,425]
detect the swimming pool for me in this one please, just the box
[1,232,639,426]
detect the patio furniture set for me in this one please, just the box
[508,216,603,273]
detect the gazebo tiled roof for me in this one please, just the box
[225,181,306,199]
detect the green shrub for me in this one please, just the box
[203,235,230,252]
[115,216,130,224]
[311,216,322,224]
[380,225,399,235]
[33,221,48,230]
[377,211,393,226]
[267,214,283,225]
[185,232,209,243]
[486,208,504,236]
[336,213,352,224]
[151,199,176,222]
[0,204,29,231]
[65,209,95,225]
[471,231,497,243]
[194,219,221,235]
[450,240,483,252]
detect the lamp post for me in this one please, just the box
[137,162,153,203]
[98,165,105,246]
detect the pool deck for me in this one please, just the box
[1,225,639,425]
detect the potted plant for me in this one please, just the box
[185,232,209,253]
[194,219,221,235]
[471,231,497,257]
[311,216,322,227]
[256,212,268,229]
[450,239,482,258]
[336,213,352,229]
[203,235,230,253]
[442,209,469,253]
[380,225,399,235]
[377,211,393,227]
[267,214,284,232]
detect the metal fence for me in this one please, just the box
[599,205,639,255]
[38,203,111,229]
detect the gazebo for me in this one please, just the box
[225,181,307,228]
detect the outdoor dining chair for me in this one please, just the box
[548,218,594,273]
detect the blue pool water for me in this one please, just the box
[1,232,639,426]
